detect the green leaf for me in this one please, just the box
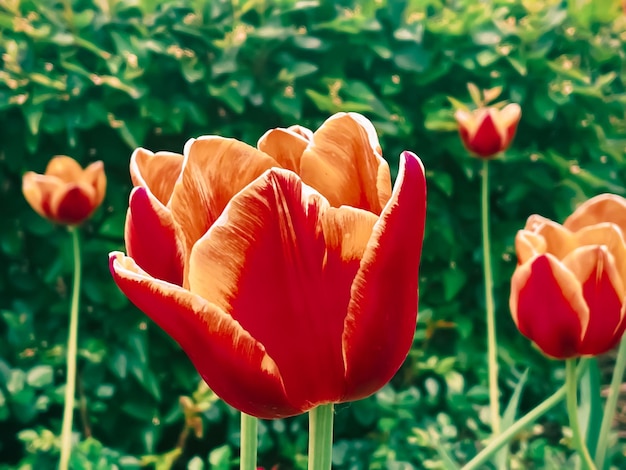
[579,358,602,457]
[208,445,231,470]
[26,366,54,389]
[495,368,529,469]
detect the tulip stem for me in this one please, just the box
[594,335,626,469]
[59,227,82,470]
[462,359,589,470]
[308,403,334,470]
[566,358,597,470]
[481,159,500,436]
[240,413,258,470]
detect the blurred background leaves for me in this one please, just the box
[1,0,625,468]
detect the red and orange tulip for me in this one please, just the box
[22,156,106,225]
[454,104,521,158]
[110,113,427,418]
[510,194,626,359]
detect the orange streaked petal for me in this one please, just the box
[125,187,183,286]
[524,215,576,260]
[287,125,313,141]
[45,155,83,182]
[300,112,392,214]
[564,194,626,235]
[575,222,626,286]
[515,230,547,265]
[342,151,426,400]
[562,246,626,355]
[498,103,521,148]
[108,252,299,419]
[170,137,279,280]
[257,127,309,173]
[188,169,354,409]
[130,148,184,207]
[510,254,588,359]
[82,161,107,208]
[22,172,61,220]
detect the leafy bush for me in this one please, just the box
[1,0,625,468]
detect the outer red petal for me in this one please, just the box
[188,169,357,410]
[469,113,503,158]
[564,246,626,355]
[109,252,299,419]
[342,151,427,400]
[53,185,96,224]
[124,187,183,286]
[510,254,588,358]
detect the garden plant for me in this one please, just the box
[1,0,626,469]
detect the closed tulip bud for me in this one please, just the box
[455,103,521,158]
[110,113,427,419]
[22,156,106,226]
[510,194,626,359]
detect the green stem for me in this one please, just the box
[59,227,82,470]
[308,404,334,470]
[481,159,500,436]
[240,413,258,470]
[462,360,590,470]
[566,358,597,470]
[595,336,626,468]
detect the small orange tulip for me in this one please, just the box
[454,103,521,158]
[22,156,106,226]
[110,113,427,418]
[510,194,626,359]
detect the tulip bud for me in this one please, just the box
[454,103,521,158]
[510,205,626,359]
[22,155,106,226]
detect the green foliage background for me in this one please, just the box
[1,0,625,468]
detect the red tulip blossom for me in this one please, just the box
[454,103,521,158]
[22,156,106,225]
[110,113,427,418]
[510,194,626,359]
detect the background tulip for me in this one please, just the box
[22,155,106,225]
[510,204,626,359]
[454,103,521,158]
[111,113,427,419]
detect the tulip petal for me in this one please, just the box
[510,254,589,358]
[257,128,309,173]
[515,230,547,264]
[170,137,279,278]
[564,194,626,235]
[562,246,626,355]
[287,124,313,141]
[22,172,62,220]
[469,112,503,157]
[130,148,183,207]
[575,222,626,287]
[342,151,426,400]
[188,169,376,409]
[51,183,97,225]
[300,112,392,214]
[498,103,521,148]
[82,161,107,208]
[45,156,84,183]
[109,252,299,419]
[524,215,576,260]
[125,187,183,286]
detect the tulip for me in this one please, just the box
[454,103,521,158]
[510,198,626,358]
[110,112,427,419]
[22,155,106,225]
